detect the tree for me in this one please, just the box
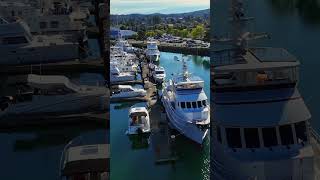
[191,25,205,39]
[179,29,189,38]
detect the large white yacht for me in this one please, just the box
[146,39,160,62]
[0,74,108,118]
[0,17,79,65]
[162,58,210,144]
[211,0,320,179]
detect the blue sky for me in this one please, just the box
[111,0,209,15]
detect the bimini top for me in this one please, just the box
[213,88,311,127]
[213,48,300,72]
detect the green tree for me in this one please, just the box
[191,25,205,39]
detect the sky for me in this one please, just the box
[110,0,210,15]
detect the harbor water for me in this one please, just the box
[110,52,210,180]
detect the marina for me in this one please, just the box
[111,47,210,179]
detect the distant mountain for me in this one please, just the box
[111,9,209,19]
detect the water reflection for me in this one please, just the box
[268,0,320,24]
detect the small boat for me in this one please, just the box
[126,107,151,135]
[60,130,109,180]
[111,85,146,99]
[146,39,160,62]
[110,66,135,83]
[152,66,166,83]
[0,74,108,118]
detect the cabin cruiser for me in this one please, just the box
[152,66,166,83]
[110,65,135,84]
[146,40,160,62]
[111,85,146,99]
[0,0,88,36]
[0,74,108,118]
[126,107,151,135]
[211,48,320,180]
[0,17,79,65]
[60,130,109,180]
[162,58,210,144]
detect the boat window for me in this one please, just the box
[202,100,207,106]
[226,128,242,148]
[186,102,191,108]
[217,126,222,143]
[3,36,28,45]
[279,125,294,145]
[197,101,202,108]
[181,102,186,109]
[192,102,197,108]
[262,127,278,147]
[295,121,307,143]
[40,22,47,29]
[50,21,59,28]
[244,128,260,148]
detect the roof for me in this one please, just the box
[213,48,300,72]
[212,88,311,127]
[27,74,79,91]
[130,107,148,113]
[117,85,133,89]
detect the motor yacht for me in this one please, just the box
[126,106,151,135]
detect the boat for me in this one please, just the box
[110,65,135,83]
[111,85,146,99]
[0,17,80,65]
[152,66,166,83]
[211,0,320,179]
[161,58,210,144]
[126,107,151,135]
[114,38,134,53]
[0,74,108,118]
[60,130,109,180]
[146,39,160,62]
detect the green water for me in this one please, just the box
[111,52,210,180]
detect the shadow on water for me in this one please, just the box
[268,0,320,24]
[11,123,106,152]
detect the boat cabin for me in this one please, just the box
[212,48,300,92]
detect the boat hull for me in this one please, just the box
[162,95,208,144]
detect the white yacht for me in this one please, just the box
[126,107,151,135]
[0,74,108,118]
[0,0,88,35]
[60,130,109,180]
[110,48,139,75]
[110,65,135,84]
[146,40,160,62]
[152,66,166,83]
[111,85,146,99]
[0,17,79,65]
[115,38,134,53]
[162,58,210,144]
[211,47,320,180]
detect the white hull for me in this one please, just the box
[211,137,317,180]
[0,45,79,65]
[0,94,105,117]
[162,95,208,144]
